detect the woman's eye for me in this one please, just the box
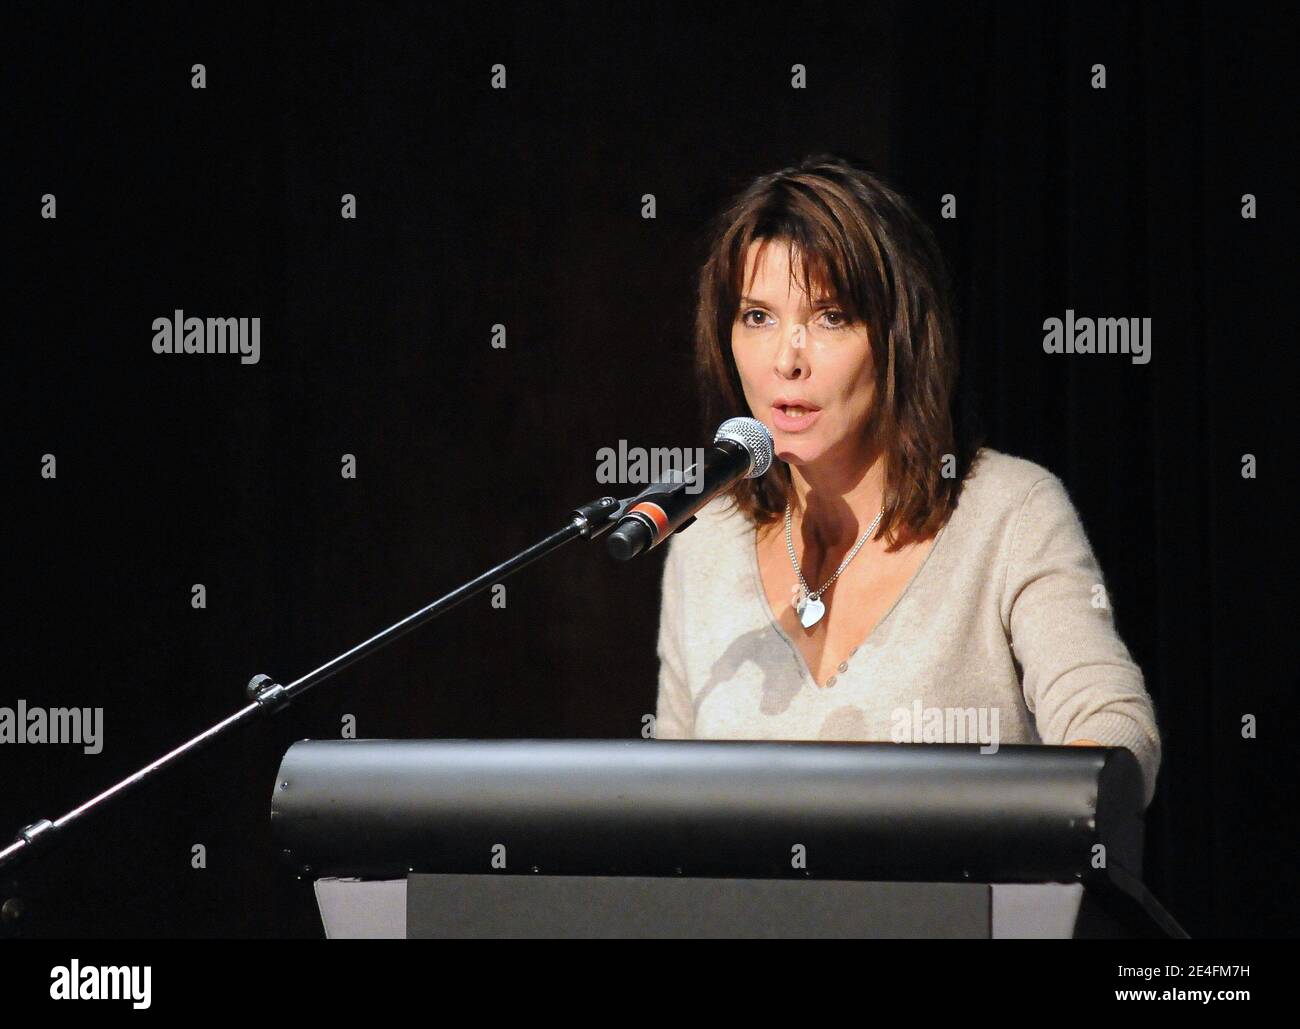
[740,308,848,330]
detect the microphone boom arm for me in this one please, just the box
[0,492,633,875]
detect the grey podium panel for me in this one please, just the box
[991,883,1085,938]
[315,878,407,939]
[406,875,989,938]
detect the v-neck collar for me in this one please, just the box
[747,507,954,689]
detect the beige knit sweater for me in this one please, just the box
[653,448,1162,808]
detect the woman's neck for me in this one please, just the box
[789,443,887,548]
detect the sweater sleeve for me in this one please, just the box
[653,535,695,739]
[1002,475,1162,808]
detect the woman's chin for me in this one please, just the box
[773,442,824,465]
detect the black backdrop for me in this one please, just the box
[6,1,1294,938]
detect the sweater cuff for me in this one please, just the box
[1067,710,1161,809]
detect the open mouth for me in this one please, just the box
[772,403,823,431]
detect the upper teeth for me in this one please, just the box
[784,406,807,416]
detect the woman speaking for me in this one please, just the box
[653,154,1162,809]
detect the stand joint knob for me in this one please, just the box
[247,674,289,712]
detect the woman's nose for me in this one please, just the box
[775,322,808,376]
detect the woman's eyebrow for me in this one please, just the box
[738,294,839,307]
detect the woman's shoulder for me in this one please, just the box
[964,447,1059,494]
[688,492,754,540]
[950,447,1072,529]
[661,493,753,568]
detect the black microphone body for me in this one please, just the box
[606,439,750,560]
[607,415,774,560]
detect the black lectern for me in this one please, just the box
[270,738,1185,938]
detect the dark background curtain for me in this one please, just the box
[6,1,1293,937]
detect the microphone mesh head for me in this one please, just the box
[714,417,774,478]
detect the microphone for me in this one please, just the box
[606,417,774,560]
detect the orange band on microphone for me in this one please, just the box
[629,502,669,539]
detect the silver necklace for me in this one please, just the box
[785,500,884,629]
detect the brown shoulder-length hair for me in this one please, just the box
[694,153,980,551]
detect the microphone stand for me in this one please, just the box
[0,494,631,877]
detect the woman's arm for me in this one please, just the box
[1001,475,1162,807]
[653,536,695,739]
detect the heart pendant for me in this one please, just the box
[799,595,825,629]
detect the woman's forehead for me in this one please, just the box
[739,239,836,301]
